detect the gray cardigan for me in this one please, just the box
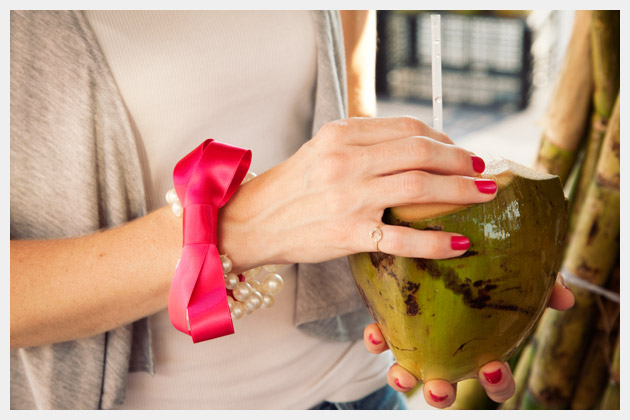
[10,10,371,409]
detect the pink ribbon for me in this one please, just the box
[168,139,251,343]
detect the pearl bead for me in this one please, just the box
[262,294,274,309]
[165,189,179,204]
[227,296,234,310]
[220,255,233,274]
[233,282,253,302]
[243,171,257,183]
[243,266,262,279]
[224,272,239,290]
[263,264,279,273]
[247,279,262,291]
[244,290,263,313]
[261,273,284,296]
[230,301,244,320]
[171,202,183,217]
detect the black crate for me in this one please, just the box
[376,11,533,109]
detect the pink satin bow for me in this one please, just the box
[168,139,251,343]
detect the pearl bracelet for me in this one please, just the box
[166,171,284,321]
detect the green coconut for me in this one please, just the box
[348,160,567,383]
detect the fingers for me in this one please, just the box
[387,363,419,394]
[371,225,471,259]
[320,116,452,146]
[363,323,389,354]
[363,136,483,177]
[370,171,497,209]
[478,361,515,403]
[422,379,457,408]
[547,273,575,311]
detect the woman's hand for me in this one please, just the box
[218,116,496,273]
[363,274,575,408]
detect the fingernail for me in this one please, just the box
[369,333,382,345]
[451,236,470,251]
[475,179,497,194]
[429,390,448,402]
[471,156,485,173]
[558,273,569,290]
[484,368,502,384]
[394,378,413,390]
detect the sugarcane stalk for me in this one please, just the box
[447,379,497,410]
[520,301,597,409]
[500,312,552,410]
[570,265,619,409]
[570,332,610,409]
[563,95,619,283]
[568,10,620,232]
[590,11,620,120]
[500,339,537,409]
[600,334,620,409]
[524,95,619,409]
[450,337,538,410]
[535,10,593,185]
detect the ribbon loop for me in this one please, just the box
[168,139,252,342]
[183,204,219,246]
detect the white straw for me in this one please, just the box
[431,14,443,132]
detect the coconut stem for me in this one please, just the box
[534,10,593,185]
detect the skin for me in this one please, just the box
[339,10,377,118]
[9,10,575,410]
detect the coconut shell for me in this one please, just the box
[348,160,567,383]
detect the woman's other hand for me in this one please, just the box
[363,274,575,408]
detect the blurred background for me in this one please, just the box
[372,10,580,410]
[375,10,576,169]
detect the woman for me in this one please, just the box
[10,10,573,409]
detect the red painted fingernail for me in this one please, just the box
[484,368,503,384]
[368,333,382,345]
[471,156,485,173]
[475,179,497,194]
[451,236,470,251]
[429,390,448,402]
[558,274,569,290]
[394,378,413,390]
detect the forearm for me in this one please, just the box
[10,206,182,348]
[340,10,377,117]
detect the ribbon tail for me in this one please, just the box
[188,245,234,342]
[168,243,211,335]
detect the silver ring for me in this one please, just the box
[369,224,384,252]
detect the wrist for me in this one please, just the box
[166,165,286,330]
[216,175,277,274]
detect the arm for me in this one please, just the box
[340,10,377,118]
[10,206,181,348]
[12,117,493,349]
